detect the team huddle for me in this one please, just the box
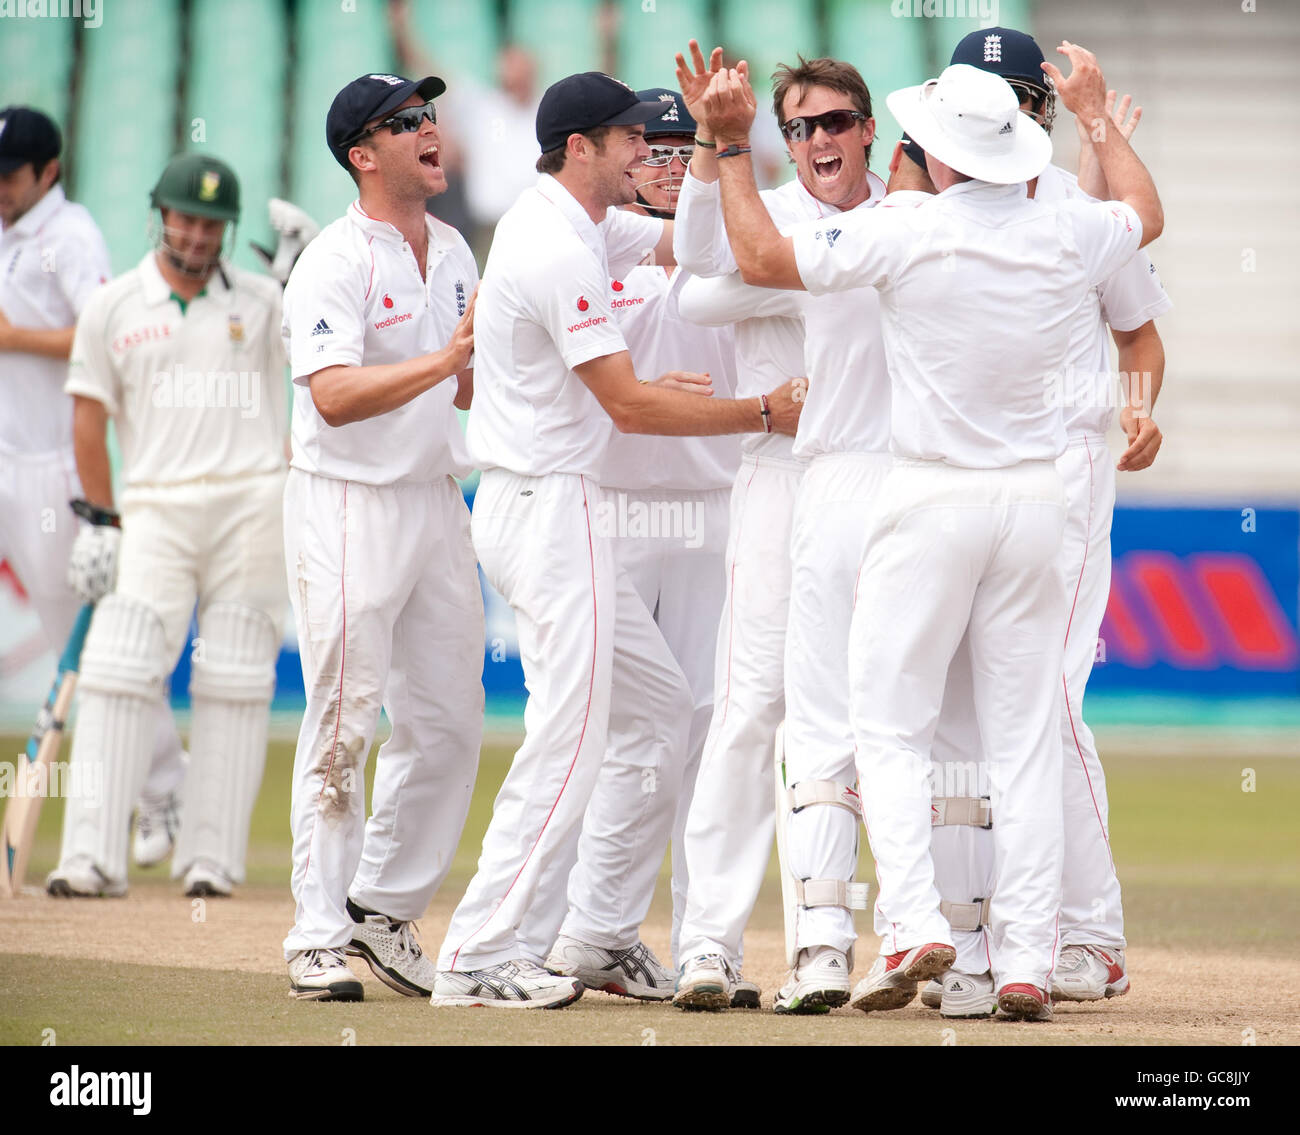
[1,24,1169,1024]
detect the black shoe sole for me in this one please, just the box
[346,941,431,998]
[730,989,761,1010]
[290,983,365,1002]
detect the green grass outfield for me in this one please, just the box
[2,734,1297,1046]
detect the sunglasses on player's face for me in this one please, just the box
[642,143,695,167]
[780,109,866,143]
[349,101,437,145]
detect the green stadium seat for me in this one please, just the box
[613,0,712,92]
[288,0,395,232]
[0,16,74,127]
[507,0,603,90]
[719,0,822,92]
[187,0,289,272]
[408,2,501,80]
[826,0,929,180]
[73,0,182,274]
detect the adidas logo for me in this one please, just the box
[816,227,843,248]
[827,957,841,968]
[311,319,332,336]
[998,121,1013,135]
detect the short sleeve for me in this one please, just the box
[64,291,119,414]
[54,219,112,316]
[1063,199,1144,288]
[282,242,367,383]
[791,207,906,295]
[527,244,628,370]
[603,209,664,276]
[1098,249,1172,333]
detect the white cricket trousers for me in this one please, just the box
[1057,436,1124,948]
[283,471,484,957]
[0,448,185,802]
[438,470,692,972]
[536,486,728,959]
[783,452,891,956]
[850,459,1067,990]
[678,452,805,966]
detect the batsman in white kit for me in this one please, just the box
[280,74,483,1002]
[702,43,1163,1020]
[431,72,800,1009]
[47,152,288,900]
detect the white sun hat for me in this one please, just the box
[885,63,1052,185]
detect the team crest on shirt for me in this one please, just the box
[228,313,244,342]
[455,280,467,315]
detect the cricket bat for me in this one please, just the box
[1,604,94,898]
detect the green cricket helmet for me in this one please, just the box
[149,153,241,221]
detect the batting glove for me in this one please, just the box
[67,500,122,603]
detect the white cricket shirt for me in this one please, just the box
[1034,164,1173,438]
[791,180,1144,468]
[598,264,740,491]
[465,174,664,477]
[66,253,286,488]
[0,185,111,456]
[282,203,476,485]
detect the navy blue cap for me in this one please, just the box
[0,106,61,173]
[637,88,697,138]
[327,73,446,170]
[536,72,665,153]
[900,131,927,170]
[950,26,1049,93]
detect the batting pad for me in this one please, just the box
[172,603,278,883]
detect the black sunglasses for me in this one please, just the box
[780,109,866,143]
[346,101,437,147]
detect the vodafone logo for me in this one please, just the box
[382,293,394,309]
[373,312,413,329]
[576,295,589,311]
[566,315,608,334]
[611,280,624,292]
[610,296,644,309]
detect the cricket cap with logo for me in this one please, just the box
[950,26,1050,96]
[327,73,447,169]
[637,88,697,138]
[886,63,1051,184]
[536,72,666,152]
[150,153,241,221]
[0,106,62,173]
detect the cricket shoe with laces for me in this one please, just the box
[1050,944,1129,1002]
[850,942,956,1013]
[939,969,996,1018]
[997,983,1053,1021]
[288,948,364,1001]
[345,898,437,997]
[183,859,234,897]
[46,857,127,898]
[429,960,583,1009]
[545,935,674,1001]
[673,952,733,1012]
[132,792,179,867]
[774,946,852,1014]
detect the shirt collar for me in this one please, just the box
[794,167,889,215]
[137,250,230,308]
[347,200,455,254]
[1029,162,1069,203]
[534,174,607,266]
[5,183,67,238]
[880,189,934,208]
[937,179,1029,203]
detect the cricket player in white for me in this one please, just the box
[539,89,742,999]
[0,107,188,873]
[698,42,1164,1021]
[432,72,800,1009]
[280,74,483,1002]
[48,153,287,900]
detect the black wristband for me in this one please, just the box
[70,498,121,527]
[715,143,752,160]
[693,136,717,149]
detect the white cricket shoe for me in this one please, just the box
[773,946,852,1014]
[997,982,1053,1022]
[673,953,733,1012]
[345,898,437,997]
[731,973,762,1010]
[1051,944,1129,1002]
[288,948,364,1002]
[46,857,127,898]
[132,792,179,867]
[939,969,996,1018]
[429,960,583,1009]
[545,935,674,1001]
[920,979,943,1010]
[850,942,955,1013]
[183,859,234,898]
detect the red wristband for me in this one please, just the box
[759,393,772,433]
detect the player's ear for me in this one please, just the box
[348,143,379,177]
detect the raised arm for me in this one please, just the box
[1045,43,1163,245]
[1076,89,1143,201]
